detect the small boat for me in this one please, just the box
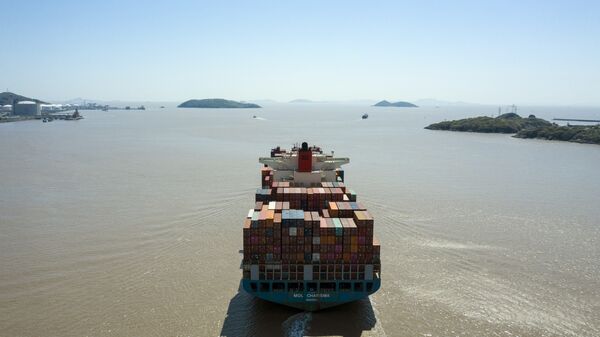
[362,113,369,119]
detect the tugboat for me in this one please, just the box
[362,113,369,119]
[241,143,381,311]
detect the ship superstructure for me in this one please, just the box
[242,142,381,311]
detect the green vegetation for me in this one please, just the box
[425,113,551,133]
[515,124,600,144]
[373,100,418,107]
[426,113,600,145]
[178,98,261,108]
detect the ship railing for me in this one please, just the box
[242,261,381,281]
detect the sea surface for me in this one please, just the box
[1,104,599,337]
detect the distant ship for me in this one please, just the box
[362,113,369,119]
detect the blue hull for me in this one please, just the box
[242,279,381,311]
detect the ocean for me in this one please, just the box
[1,103,599,336]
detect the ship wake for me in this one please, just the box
[282,312,312,337]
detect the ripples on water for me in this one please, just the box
[0,105,599,336]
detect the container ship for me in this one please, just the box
[241,142,381,311]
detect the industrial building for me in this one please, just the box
[13,101,40,116]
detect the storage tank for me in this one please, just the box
[13,101,40,116]
[1,105,12,114]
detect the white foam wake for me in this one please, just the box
[282,312,312,337]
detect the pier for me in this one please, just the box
[553,118,600,123]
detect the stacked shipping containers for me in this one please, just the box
[244,168,380,281]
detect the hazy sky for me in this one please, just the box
[2,1,599,105]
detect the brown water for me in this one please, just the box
[1,104,599,337]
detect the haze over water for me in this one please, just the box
[1,104,599,336]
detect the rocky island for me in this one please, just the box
[426,113,600,145]
[426,113,551,133]
[178,98,261,109]
[373,100,418,107]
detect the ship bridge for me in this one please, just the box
[259,142,349,186]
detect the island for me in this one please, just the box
[178,98,261,109]
[373,100,418,108]
[425,113,551,133]
[425,113,600,145]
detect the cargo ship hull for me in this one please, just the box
[242,279,381,311]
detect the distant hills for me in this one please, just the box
[0,92,47,105]
[178,98,261,109]
[373,100,418,107]
[413,98,477,106]
[289,99,319,104]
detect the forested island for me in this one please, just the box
[373,100,418,107]
[178,99,261,108]
[426,113,600,145]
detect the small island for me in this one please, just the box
[425,113,600,145]
[425,113,551,133]
[178,98,261,109]
[373,100,418,108]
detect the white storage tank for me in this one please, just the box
[13,101,40,116]
[1,105,12,114]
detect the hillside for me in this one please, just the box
[0,92,47,105]
[515,124,600,145]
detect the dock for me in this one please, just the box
[553,118,600,123]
